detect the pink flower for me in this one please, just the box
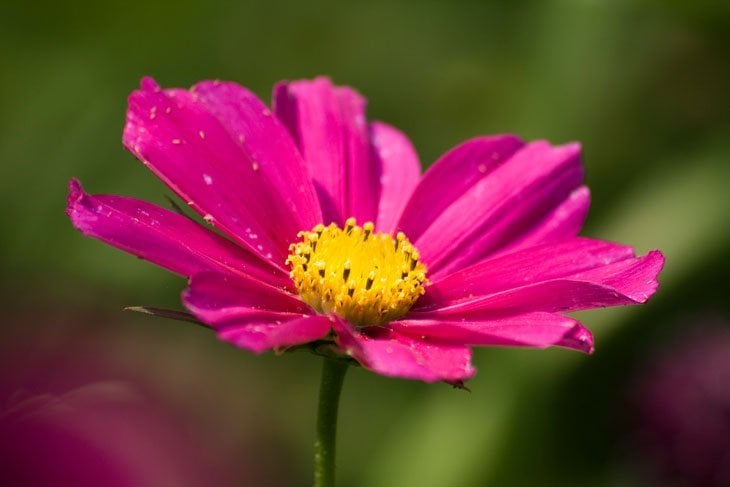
[67,77,664,383]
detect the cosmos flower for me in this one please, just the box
[67,77,664,383]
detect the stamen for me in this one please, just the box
[343,260,351,281]
[286,218,428,326]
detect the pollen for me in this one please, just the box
[286,218,427,326]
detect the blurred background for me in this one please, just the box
[1,0,729,485]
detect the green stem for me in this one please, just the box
[314,357,349,487]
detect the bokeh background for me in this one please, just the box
[2,0,729,485]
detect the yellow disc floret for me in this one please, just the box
[286,218,427,326]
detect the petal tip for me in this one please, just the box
[461,361,478,380]
[65,178,102,238]
[66,178,86,221]
[628,249,666,304]
[529,139,581,160]
[560,322,595,354]
[140,76,161,93]
[648,249,666,268]
[67,177,83,201]
[572,185,590,201]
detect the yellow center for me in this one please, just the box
[287,218,427,326]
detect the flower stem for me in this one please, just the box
[314,357,349,487]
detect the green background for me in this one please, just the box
[1,0,728,485]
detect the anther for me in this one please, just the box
[366,270,375,290]
[343,260,351,281]
[345,217,356,234]
[395,232,406,251]
[363,222,374,241]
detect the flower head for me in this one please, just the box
[67,76,664,383]
[287,218,427,325]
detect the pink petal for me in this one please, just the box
[66,179,289,288]
[411,141,584,278]
[417,239,664,315]
[421,238,634,305]
[218,316,334,354]
[123,77,319,268]
[182,272,311,326]
[397,135,524,243]
[333,320,475,383]
[190,80,322,225]
[391,312,594,353]
[488,185,590,259]
[183,272,331,354]
[370,122,421,233]
[273,77,379,225]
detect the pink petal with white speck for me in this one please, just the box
[409,140,584,278]
[391,312,594,353]
[123,77,319,267]
[183,272,333,353]
[417,239,664,315]
[216,316,333,354]
[333,319,475,383]
[183,271,311,320]
[183,272,332,353]
[190,80,322,225]
[66,179,288,288]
